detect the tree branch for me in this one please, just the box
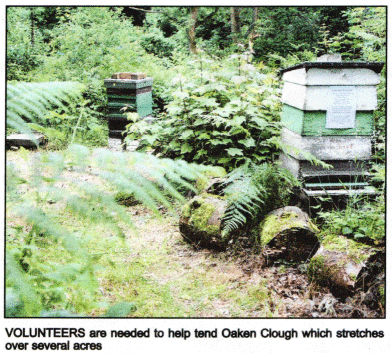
[127,7,163,14]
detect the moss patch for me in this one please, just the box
[182,197,220,235]
[180,194,228,250]
[321,234,372,263]
[260,212,318,245]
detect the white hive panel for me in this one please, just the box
[280,128,372,161]
[282,82,378,111]
[282,68,380,86]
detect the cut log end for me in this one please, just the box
[260,206,319,264]
[179,195,228,250]
[308,245,385,299]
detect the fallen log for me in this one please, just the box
[179,194,228,250]
[307,238,384,299]
[260,206,320,264]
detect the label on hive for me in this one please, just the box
[326,86,357,129]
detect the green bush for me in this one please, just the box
[126,52,282,171]
[317,195,385,245]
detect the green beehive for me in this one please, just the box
[279,55,384,196]
[104,73,153,139]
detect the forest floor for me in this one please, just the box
[6,149,383,318]
[92,202,382,318]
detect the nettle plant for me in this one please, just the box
[126,52,282,171]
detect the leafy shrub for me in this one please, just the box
[7,81,107,149]
[126,52,283,171]
[7,44,42,81]
[317,194,385,245]
[7,81,84,134]
[8,7,180,135]
[325,7,386,163]
[139,27,177,58]
[6,7,47,81]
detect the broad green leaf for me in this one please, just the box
[173,91,189,100]
[210,138,231,146]
[181,143,193,154]
[179,130,194,139]
[239,138,256,148]
[145,134,158,145]
[195,149,207,158]
[233,116,246,125]
[218,157,232,164]
[231,75,247,84]
[199,97,219,107]
[226,148,243,156]
[197,132,210,140]
[191,108,205,115]
[194,118,205,126]
[251,117,268,129]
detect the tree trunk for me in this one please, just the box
[249,7,259,38]
[189,7,198,54]
[230,7,241,43]
[260,206,320,264]
[30,7,35,47]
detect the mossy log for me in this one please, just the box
[308,241,384,298]
[179,194,228,250]
[260,206,320,264]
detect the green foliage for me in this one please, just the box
[139,26,178,58]
[325,7,386,163]
[7,81,83,134]
[8,7,180,136]
[7,81,107,148]
[251,7,323,63]
[6,144,218,317]
[6,7,45,81]
[221,162,299,237]
[127,52,282,170]
[6,79,221,317]
[317,194,385,245]
[32,99,108,149]
[28,7,176,112]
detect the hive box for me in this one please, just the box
[104,75,153,139]
[279,58,384,195]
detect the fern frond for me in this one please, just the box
[6,252,42,317]
[7,81,83,132]
[221,162,299,235]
